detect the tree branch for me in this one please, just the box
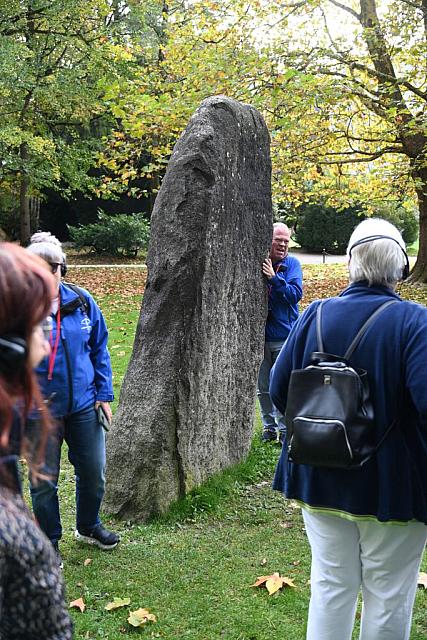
[318,146,404,164]
[326,0,360,21]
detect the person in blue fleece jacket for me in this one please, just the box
[271,218,427,640]
[27,232,119,561]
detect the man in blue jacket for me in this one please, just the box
[258,222,303,443]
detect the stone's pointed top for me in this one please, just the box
[199,94,253,111]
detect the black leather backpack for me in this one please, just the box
[285,299,398,470]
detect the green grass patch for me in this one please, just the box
[47,265,427,639]
[406,238,419,257]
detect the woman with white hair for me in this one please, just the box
[27,232,119,563]
[270,219,427,640]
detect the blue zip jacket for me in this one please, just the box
[35,282,114,417]
[271,282,427,524]
[266,255,303,341]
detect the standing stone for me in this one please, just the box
[104,96,272,521]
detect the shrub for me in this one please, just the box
[294,203,365,254]
[68,211,150,256]
[370,203,418,245]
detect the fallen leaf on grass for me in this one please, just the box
[252,572,296,595]
[105,597,131,611]
[69,597,85,612]
[127,608,157,627]
[418,572,427,589]
[84,558,92,566]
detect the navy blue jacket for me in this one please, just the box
[35,282,114,417]
[271,282,427,524]
[265,255,303,341]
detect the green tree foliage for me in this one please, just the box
[294,204,366,254]
[0,0,142,243]
[2,0,424,276]
[97,0,273,203]
[68,210,150,256]
[262,0,427,279]
[370,203,418,245]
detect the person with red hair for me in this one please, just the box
[0,243,73,639]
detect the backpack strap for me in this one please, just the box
[316,299,398,359]
[344,300,398,360]
[316,301,326,352]
[60,282,89,316]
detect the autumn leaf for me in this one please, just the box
[84,558,92,566]
[252,572,296,595]
[127,608,157,627]
[418,572,427,589]
[105,597,131,611]
[69,597,85,612]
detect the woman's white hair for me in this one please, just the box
[347,218,407,287]
[26,231,65,265]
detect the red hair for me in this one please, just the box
[0,243,55,478]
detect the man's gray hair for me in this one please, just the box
[27,231,65,265]
[347,218,407,287]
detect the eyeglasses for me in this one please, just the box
[48,262,62,274]
[40,316,53,340]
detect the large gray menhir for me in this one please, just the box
[104,96,272,521]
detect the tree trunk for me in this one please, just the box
[19,143,31,246]
[30,195,40,233]
[407,167,427,283]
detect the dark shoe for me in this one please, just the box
[75,524,120,550]
[261,428,277,443]
[52,542,64,569]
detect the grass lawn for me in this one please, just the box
[50,264,427,639]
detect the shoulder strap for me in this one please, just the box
[344,300,398,360]
[61,282,89,315]
[316,301,326,352]
[316,299,398,359]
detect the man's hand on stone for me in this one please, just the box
[262,258,275,279]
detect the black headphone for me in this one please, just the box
[348,234,410,281]
[61,259,67,278]
[0,336,28,373]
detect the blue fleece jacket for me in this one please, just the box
[266,255,303,341]
[271,282,427,524]
[35,282,114,417]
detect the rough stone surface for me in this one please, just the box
[104,96,272,521]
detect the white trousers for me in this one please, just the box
[302,509,427,640]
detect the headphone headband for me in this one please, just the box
[0,336,26,356]
[0,335,28,373]
[348,234,409,280]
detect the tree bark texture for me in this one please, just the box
[408,167,427,282]
[104,96,272,521]
[19,143,31,246]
